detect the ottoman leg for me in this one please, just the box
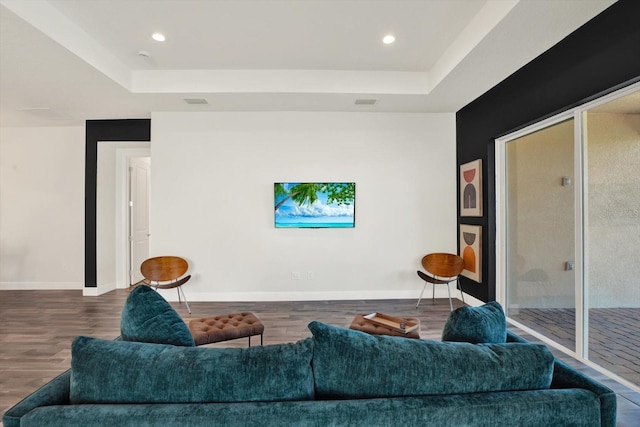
[247,334,264,347]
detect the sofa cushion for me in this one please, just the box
[70,336,315,404]
[308,321,553,399]
[442,301,507,343]
[120,285,195,346]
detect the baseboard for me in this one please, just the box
[0,282,83,290]
[0,283,483,306]
[83,284,117,296]
[461,292,484,307]
[156,288,471,303]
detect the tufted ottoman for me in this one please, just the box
[189,312,264,346]
[349,313,421,339]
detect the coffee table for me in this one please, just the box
[349,312,421,339]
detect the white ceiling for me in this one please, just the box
[0,0,617,127]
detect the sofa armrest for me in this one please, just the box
[507,330,616,427]
[551,359,616,427]
[506,330,528,343]
[2,369,71,427]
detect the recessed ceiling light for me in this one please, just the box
[382,34,395,45]
[152,33,166,42]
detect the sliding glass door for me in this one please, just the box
[584,96,640,387]
[498,83,640,390]
[504,119,576,352]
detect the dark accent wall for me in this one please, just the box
[456,0,640,302]
[85,119,151,287]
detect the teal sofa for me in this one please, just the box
[4,290,616,426]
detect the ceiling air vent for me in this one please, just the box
[184,98,209,105]
[355,99,376,105]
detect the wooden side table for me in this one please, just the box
[349,313,421,339]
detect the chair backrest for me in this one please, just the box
[141,256,188,282]
[421,253,464,278]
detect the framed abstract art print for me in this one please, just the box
[460,224,482,283]
[460,159,482,217]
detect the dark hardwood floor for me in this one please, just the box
[1,289,639,426]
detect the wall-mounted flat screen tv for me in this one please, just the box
[274,182,355,228]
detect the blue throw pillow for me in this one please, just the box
[308,321,553,399]
[442,301,507,344]
[70,337,315,404]
[120,285,195,346]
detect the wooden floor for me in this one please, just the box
[1,289,639,426]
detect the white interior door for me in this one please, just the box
[129,157,151,285]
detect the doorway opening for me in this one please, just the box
[97,143,150,290]
[128,156,151,286]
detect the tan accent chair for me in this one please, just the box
[140,256,192,313]
[416,253,465,311]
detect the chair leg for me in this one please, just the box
[457,279,465,304]
[416,283,427,308]
[432,282,436,301]
[178,286,191,314]
[446,283,453,311]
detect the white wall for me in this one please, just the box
[151,112,456,301]
[0,126,84,289]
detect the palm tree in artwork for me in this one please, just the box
[274,183,354,212]
[274,183,322,211]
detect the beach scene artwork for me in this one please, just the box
[274,182,355,228]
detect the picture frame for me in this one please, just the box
[460,224,482,283]
[460,159,482,217]
[274,182,355,228]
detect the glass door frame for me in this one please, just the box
[495,110,583,361]
[495,81,640,391]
